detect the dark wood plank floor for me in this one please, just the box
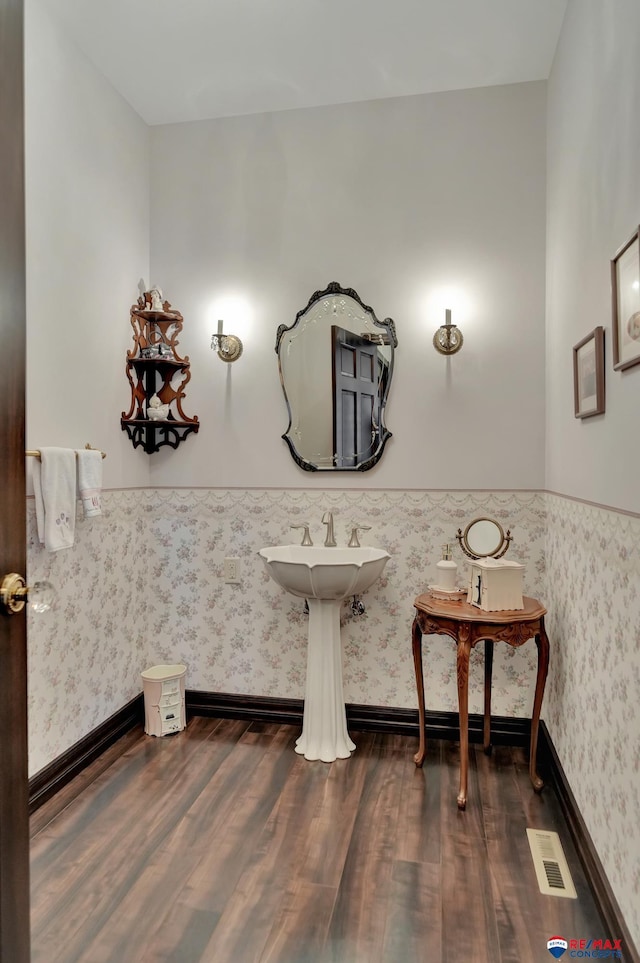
[30,719,604,963]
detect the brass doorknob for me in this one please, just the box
[1,574,55,615]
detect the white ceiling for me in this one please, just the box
[38,0,567,126]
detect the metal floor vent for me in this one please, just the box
[526,829,578,899]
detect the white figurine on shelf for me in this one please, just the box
[147,394,170,421]
[149,286,164,312]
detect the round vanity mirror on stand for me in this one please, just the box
[456,517,512,560]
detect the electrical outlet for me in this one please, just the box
[224,557,241,583]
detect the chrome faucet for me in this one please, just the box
[348,525,371,547]
[321,511,337,547]
[290,523,313,546]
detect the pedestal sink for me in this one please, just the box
[258,545,390,762]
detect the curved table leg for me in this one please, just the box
[412,617,426,767]
[530,619,550,792]
[456,628,472,810]
[483,639,494,755]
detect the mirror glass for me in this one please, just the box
[276,282,397,471]
[456,517,512,560]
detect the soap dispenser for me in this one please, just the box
[436,543,458,592]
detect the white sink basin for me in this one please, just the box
[257,545,390,600]
[258,543,390,763]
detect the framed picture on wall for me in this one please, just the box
[611,225,640,371]
[573,326,605,418]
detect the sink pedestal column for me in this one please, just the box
[295,598,355,762]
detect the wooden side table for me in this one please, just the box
[412,594,549,810]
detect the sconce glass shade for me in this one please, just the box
[211,321,243,362]
[433,309,463,355]
[433,324,463,355]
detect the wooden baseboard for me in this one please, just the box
[185,689,532,745]
[538,722,638,963]
[28,694,144,814]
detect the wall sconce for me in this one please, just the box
[211,319,243,363]
[433,309,464,355]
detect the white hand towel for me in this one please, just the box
[36,448,77,551]
[76,449,103,518]
[32,458,46,545]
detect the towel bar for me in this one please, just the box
[25,443,106,460]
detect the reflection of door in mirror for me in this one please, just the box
[276,282,397,472]
[332,327,380,468]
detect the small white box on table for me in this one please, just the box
[467,557,524,612]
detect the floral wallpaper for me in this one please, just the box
[26,495,151,776]
[544,493,640,948]
[144,489,545,715]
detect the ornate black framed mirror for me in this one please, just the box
[275,282,397,471]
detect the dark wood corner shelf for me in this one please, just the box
[120,291,199,454]
[128,358,187,370]
[121,418,199,454]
